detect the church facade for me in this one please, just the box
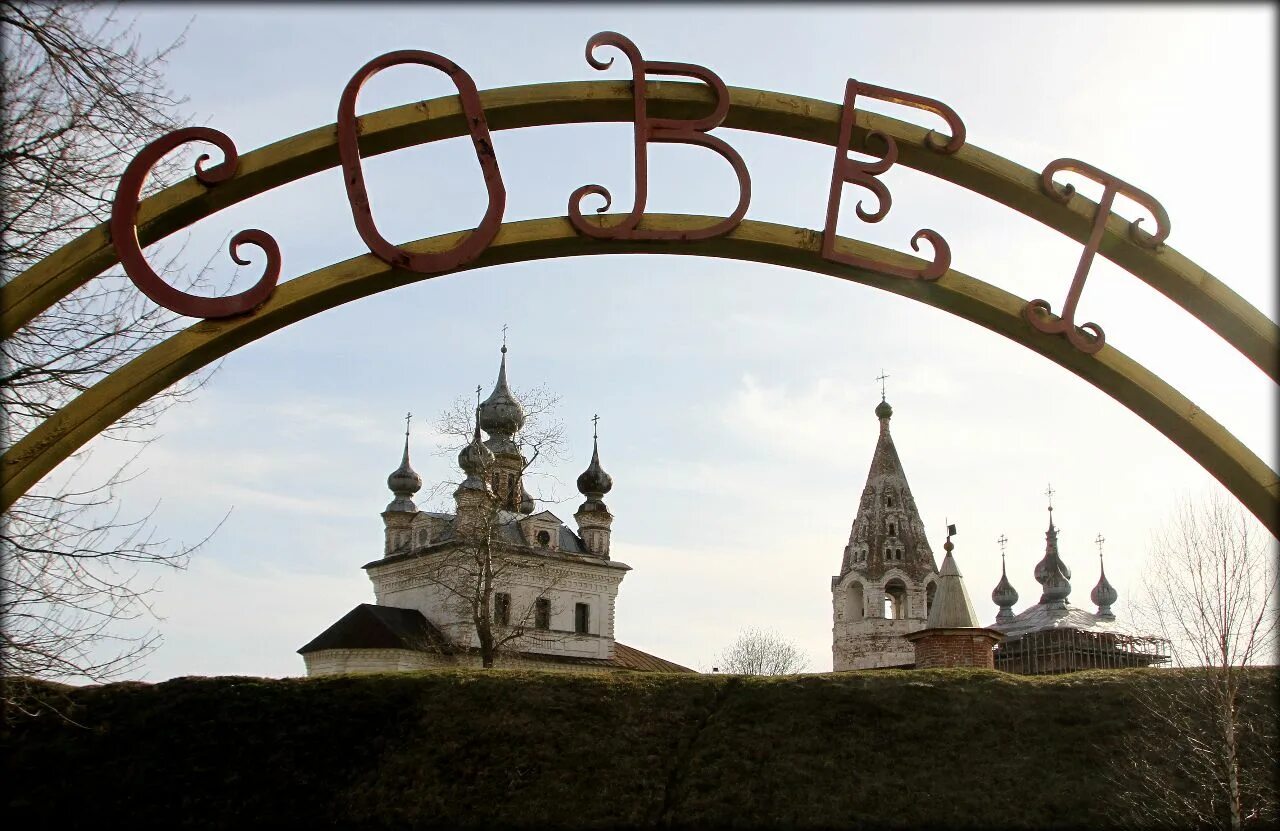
[299,345,692,676]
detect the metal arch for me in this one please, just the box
[2,215,1277,536]
[2,80,1276,381]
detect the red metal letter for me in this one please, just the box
[337,50,506,272]
[1024,159,1171,354]
[568,32,750,241]
[821,80,966,281]
[110,127,280,318]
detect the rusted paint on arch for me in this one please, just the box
[2,215,1276,535]
[2,80,1276,381]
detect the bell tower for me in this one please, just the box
[831,382,940,670]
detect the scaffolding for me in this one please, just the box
[993,627,1171,675]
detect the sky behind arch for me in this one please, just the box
[62,4,1276,676]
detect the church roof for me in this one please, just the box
[364,515,631,571]
[989,602,1139,639]
[297,604,451,654]
[925,543,980,629]
[299,604,693,672]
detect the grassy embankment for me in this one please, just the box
[3,667,1275,829]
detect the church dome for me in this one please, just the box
[576,435,613,499]
[992,567,1019,609]
[478,346,525,437]
[875,398,893,420]
[1091,556,1118,612]
[387,456,422,496]
[458,423,495,476]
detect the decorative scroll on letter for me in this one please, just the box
[568,31,750,240]
[1025,159,1170,354]
[337,50,506,273]
[110,127,280,318]
[822,80,965,280]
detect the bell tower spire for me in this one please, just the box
[831,385,941,671]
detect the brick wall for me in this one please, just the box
[909,629,999,669]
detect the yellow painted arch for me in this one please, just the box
[2,80,1276,383]
[2,215,1277,536]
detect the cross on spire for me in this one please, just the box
[876,369,890,401]
[997,533,1008,561]
[592,413,600,441]
[1045,483,1056,513]
[1095,533,1105,561]
[404,411,412,438]
[501,324,508,353]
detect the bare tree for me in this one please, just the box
[714,627,810,675]
[407,390,574,668]
[1112,493,1279,831]
[1,2,215,713]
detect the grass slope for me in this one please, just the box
[3,668,1275,830]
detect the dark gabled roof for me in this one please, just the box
[297,604,452,655]
[611,642,695,673]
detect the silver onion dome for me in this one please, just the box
[992,562,1019,609]
[478,345,525,438]
[1091,553,1118,620]
[1034,511,1072,608]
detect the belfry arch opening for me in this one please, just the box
[847,582,865,620]
[884,578,908,620]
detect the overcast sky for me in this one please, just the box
[57,4,1276,677]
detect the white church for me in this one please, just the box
[298,345,692,675]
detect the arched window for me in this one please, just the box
[926,581,937,616]
[888,521,896,536]
[885,493,894,508]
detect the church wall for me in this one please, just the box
[368,547,625,661]
[832,618,923,670]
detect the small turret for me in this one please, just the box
[574,415,614,558]
[383,413,422,556]
[454,408,496,537]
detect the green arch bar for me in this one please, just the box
[3,215,1277,537]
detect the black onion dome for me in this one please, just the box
[458,421,494,476]
[387,439,422,495]
[478,346,525,437]
[875,398,893,420]
[576,438,613,498]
